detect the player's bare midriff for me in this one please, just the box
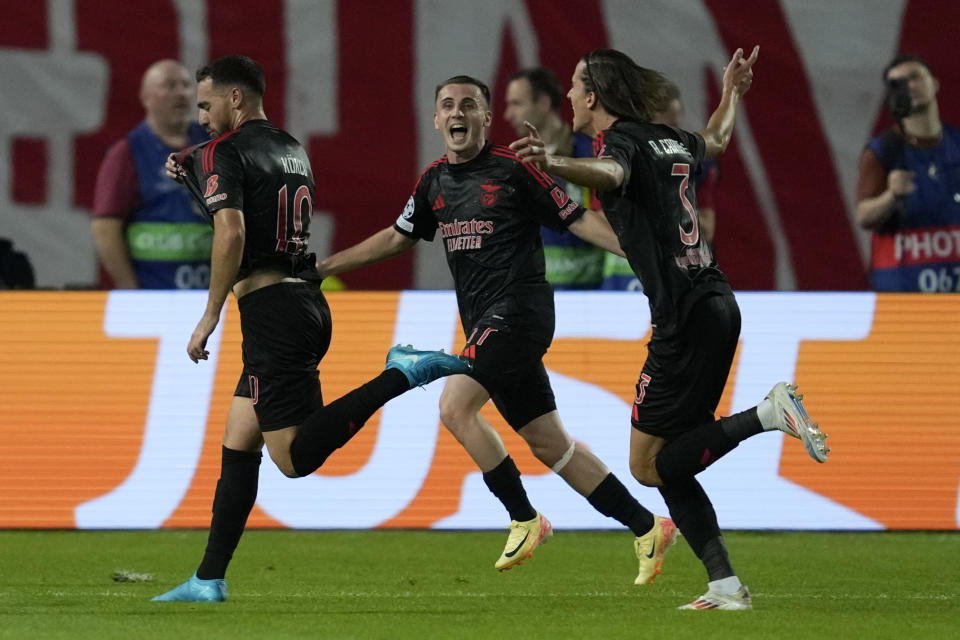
[233,268,306,299]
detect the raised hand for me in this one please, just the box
[723,45,759,97]
[509,120,549,168]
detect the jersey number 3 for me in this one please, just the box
[672,163,699,246]
[275,184,311,252]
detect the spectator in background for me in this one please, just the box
[504,67,605,289]
[856,54,960,292]
[91,59,212,289]
[0,237,35,289]
[601,82,719,291]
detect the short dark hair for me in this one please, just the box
[196,55,266,97]
[508,67,563,111]
[435,75,491,106]
[580,49,674,123]
[882,53,932,82]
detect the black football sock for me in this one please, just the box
[482,456,537,522]
[657,476,720,559]
[719,407,763,443]
[586,473,655,536]
[196,446,261,580]
[697,536,736,581]
[654,423,738,484]
[289,369,408,476]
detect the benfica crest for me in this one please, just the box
[480,182,501,207]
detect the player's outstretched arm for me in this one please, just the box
[568,209,625,257]
[544,155,624,192]
[699,46,759,159]
[510,121,624,191]
[317,226,417,279]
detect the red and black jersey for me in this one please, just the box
[176,120,319,282]
[595,120,731,336]
[394,142,584,335]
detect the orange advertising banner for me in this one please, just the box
[1,291,958,530]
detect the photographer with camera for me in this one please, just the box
[855,54,960,292]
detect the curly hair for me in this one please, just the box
[196,55,266,97]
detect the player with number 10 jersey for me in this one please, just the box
[177,119,319,283]
[152,55,471,604]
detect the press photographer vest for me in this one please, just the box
[867,124,960,292]
[126,121,212,289]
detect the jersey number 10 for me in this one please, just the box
[275,184,311,253]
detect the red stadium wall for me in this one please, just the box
[3,1,960,290]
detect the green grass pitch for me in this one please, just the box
[1,530,957,639]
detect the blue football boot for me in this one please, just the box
[385,344,472,388]
[151,573,227,602]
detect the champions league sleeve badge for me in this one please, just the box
[396,195,416,232]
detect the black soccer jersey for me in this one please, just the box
[394,142,584,335]
[176,120,319,282]
[595,120,731,336]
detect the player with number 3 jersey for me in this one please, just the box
[512,47,829,610]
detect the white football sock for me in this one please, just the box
[756,398,777,431]
[708,575,743,595]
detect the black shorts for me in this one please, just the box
[234,282,332,430]
[461,322,556,430]
[631,292,740,439]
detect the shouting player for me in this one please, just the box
[318,75,674,580]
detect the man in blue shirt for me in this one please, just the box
[92,59,211,289]
[856,54,960,292]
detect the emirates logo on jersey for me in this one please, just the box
[204,174,220,197]
[438,217,494,253]
[480,182,501,207]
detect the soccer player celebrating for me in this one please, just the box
[151,55,470,602]
[511,47,829,610]
[319,75,674,580]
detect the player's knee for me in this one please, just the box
[277,460,300,478]
[267,448,300,478]
[438,398,470,439]
[630,457,661,487]
[525,435,564,467]
[528,442,555,465]
[515,415,569,466]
